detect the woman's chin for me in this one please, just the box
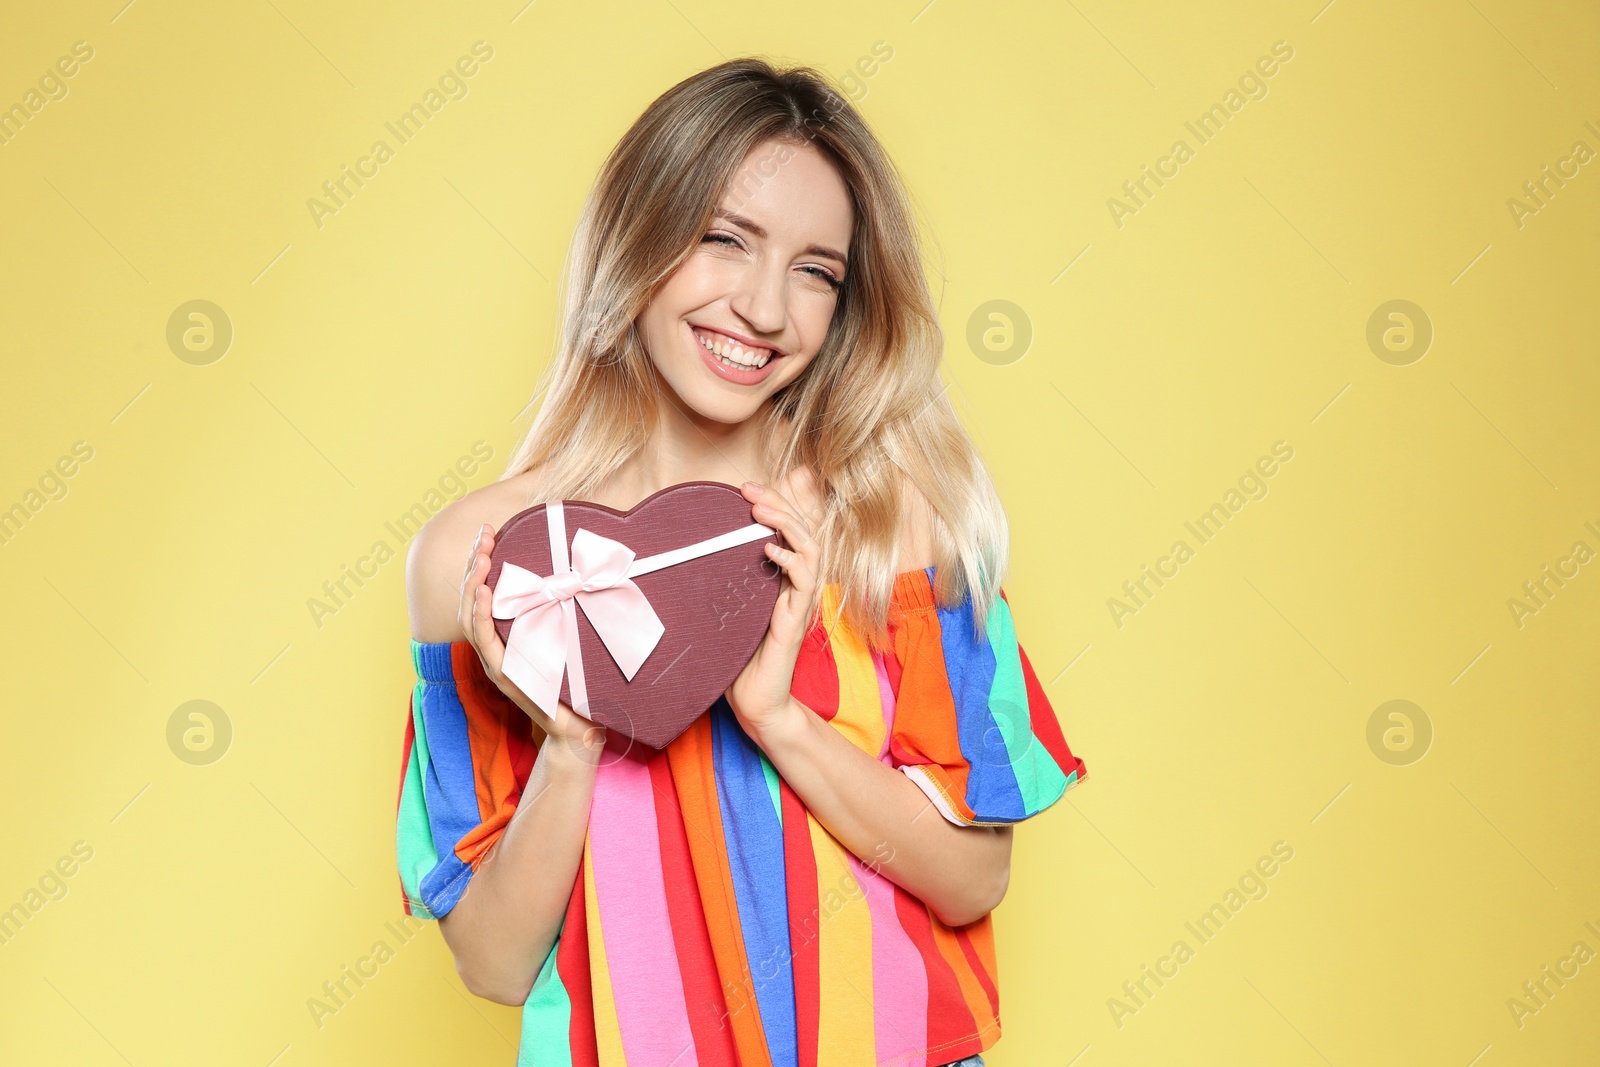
[653,364,771,426]
[685,392,765,427]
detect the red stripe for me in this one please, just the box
[396,701,416,814]
[399,698,416,916]
[665,719,773,1065]
[558,853,599,1067]
[882,614,906,697]
[506,718,538,803]
[780,779,820,1067]
[791,617,840,721]
[651,755,740,1066]
[955,926,1000,1019]
[1016,639,1084,779]
[892,886,975,1056]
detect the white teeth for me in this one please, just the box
[695,328,771,369]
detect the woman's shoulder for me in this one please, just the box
[405,466,548,644]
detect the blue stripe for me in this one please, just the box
[420,853,475,917]
[413,641,488,917]
[414,639,456,683]
[930,570,1027,821]
[710,698,798,1067]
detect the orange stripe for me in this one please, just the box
[963,915,1000,997]
[956,921,1000,1020]
[447,643,525,867]
[888,608,973,815]
[665,716,774,1067]
[928,918,999,1036]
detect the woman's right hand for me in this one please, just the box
[459,522,608,764]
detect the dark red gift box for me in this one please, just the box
[484,481,782,749]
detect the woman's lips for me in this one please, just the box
[690,324,784,386]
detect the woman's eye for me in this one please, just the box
[703,233,841,291]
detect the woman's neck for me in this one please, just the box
[594,396,783,510]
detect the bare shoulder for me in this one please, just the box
[895,473,938,573]
[406,466,549,644]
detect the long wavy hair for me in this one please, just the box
[500,56,1010,649]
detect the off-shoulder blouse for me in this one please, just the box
[395,566,1087,1067]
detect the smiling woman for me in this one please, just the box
[395,55,1086,1067]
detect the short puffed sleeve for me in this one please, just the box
[884,569,1087,826]
[395,640,538,919]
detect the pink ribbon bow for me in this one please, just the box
[490,506,665,721]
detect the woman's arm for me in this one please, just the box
[747,702,1012,927]
[437,741,599,1004]
[407,501,605,1005]
[725,471,1012,927]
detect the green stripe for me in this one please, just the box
[518,920,573,1066]
[396,652,442,917]
[986,596,1068,815]
[759,750,783,827]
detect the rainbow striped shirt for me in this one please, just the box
[395,566,1087,1066]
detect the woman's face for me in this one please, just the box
[637,137,853,426]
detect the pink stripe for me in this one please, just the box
[588,756,700,1066]
[859,648,930,1064]
[848,853,929,1066]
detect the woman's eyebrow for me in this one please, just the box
[713,207,849,267]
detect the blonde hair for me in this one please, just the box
[501,56,1010,649]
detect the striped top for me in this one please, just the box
[395,566,1087,1067]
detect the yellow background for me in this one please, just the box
[2,0,1597,1064]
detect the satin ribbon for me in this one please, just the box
[490,500,777,720]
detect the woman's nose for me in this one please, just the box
[728,260,787,335]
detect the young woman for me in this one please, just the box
[397,57,1087,1067]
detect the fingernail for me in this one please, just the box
[744,482,763,493]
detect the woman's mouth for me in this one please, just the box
[690,324,784,385]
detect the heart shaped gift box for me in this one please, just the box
[485,480,783,749]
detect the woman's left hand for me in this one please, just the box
[724,467,827,738]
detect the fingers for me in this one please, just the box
[744,480,821,600]
[774,466,825,524]
[460,523,490,587]
[762,540,817,598]
[469,583,506,671]
[459,524,498,650]
[458,525,481,641]
[744,468,824,550]
[748,491,809,555]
